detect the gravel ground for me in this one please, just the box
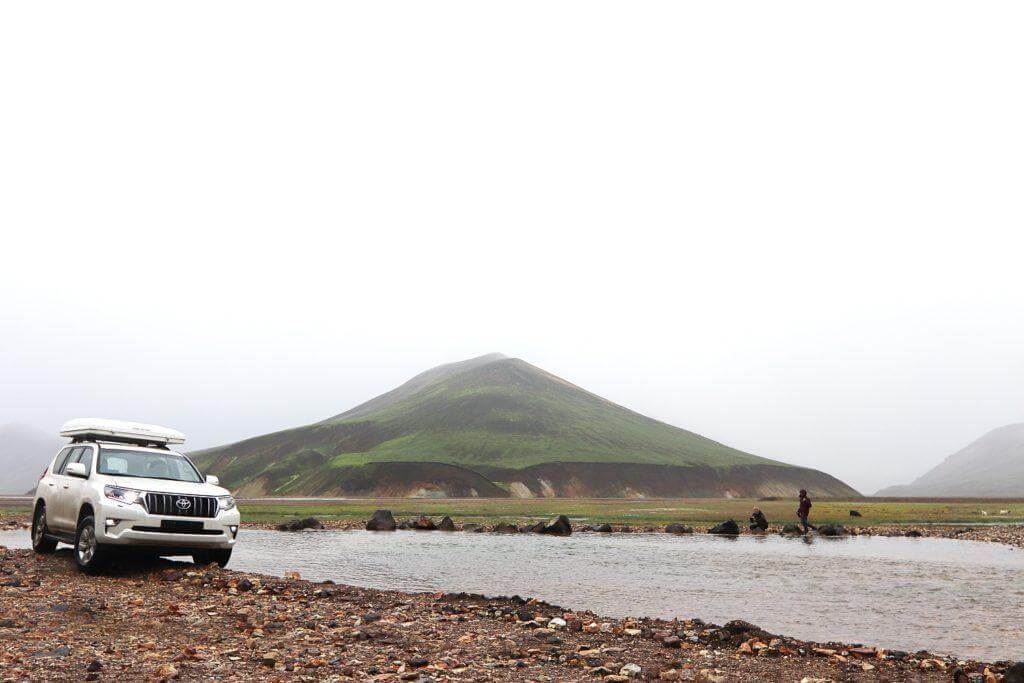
[2,514,1022,681]
[0,545,1019,682]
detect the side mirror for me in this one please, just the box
[206,475,220,486]
[65,462,88,478]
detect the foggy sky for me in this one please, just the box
[2,2,1023,494]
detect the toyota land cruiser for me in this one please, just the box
[31,418,240,572]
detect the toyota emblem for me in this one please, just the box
[175,497,192,510]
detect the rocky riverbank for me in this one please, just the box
[254,512,1024,551]
[6,510,1024,550]
[2,546,1020,682]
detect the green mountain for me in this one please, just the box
[191,354,858,498]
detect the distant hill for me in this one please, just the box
[876,423,1024,497]
[0,423,63,494]
[191,354,859,498]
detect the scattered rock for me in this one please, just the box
[817,524,849,537]
[156,663,179,679]
[276,517,322,532]
[708,520,740,535]
[620,662,642,677]
[779,523,803,536]
[541,515,573,536]
[526,521,546,533]
[438,516,456,531]
[462,523,485,533]
[905,530,923,538]
[366,509,397,531]
[665,524,693,534]
[723,619,759,635]
[412,516,437,531]
[593,523,613,533]
[1004,662,1024,683]
[492,523,519,534]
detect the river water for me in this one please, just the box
[3,529,1021,661]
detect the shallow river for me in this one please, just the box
[3,529,1022,661]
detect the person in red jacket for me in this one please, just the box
[797,489,816,533]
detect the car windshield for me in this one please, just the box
[97,448,203,483]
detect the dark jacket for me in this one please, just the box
[749,511,768,530]
[797,496,812,518]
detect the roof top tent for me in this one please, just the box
[59,418,186,448]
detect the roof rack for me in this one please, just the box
[60,418,186,447]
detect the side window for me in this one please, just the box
[57,447,84,474]
[76,446,95,475]
[52,447,76,475]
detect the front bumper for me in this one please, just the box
[97,499,241,551]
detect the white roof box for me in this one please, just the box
[60,418,186,446]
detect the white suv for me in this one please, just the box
[31,419,240,572]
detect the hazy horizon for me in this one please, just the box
[3,2,1023,494]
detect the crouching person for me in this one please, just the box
[749,507,769,532]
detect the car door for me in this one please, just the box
[62,445,95,529]
[52,446,85,530]
[41,447,75,527]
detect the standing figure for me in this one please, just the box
[797,489,817,533]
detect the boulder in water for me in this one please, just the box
[541,515,573,536]
[779,523,803,536]
[277,517,323,532]
[708,520,740,535]
[412,515,438,531]
[526,521,546,533]
[593,523,613,533]
[365,509,397,531]
[438,516,456,531]
[492,522,519,534]
[665,524,694,534]
[462,523,485,533]
[817,524,849,536]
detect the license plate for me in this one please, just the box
[160,520,204,532]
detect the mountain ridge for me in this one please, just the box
[876,423,1024,497]
[192,354,858,498]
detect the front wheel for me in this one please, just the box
[192,549,232,568]
[75,516,109,574]
[31,506,57,553]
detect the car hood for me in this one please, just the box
[105,477,230,497]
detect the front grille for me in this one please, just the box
[144,493,218,518]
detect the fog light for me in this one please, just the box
[229,525,238,537]
[105,518,120,527]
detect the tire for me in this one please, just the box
[31,505,57,554]
[74,515,109,574]
[192,549,232,568]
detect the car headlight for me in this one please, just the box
[104,485,143,506]
[218,495,236,512]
